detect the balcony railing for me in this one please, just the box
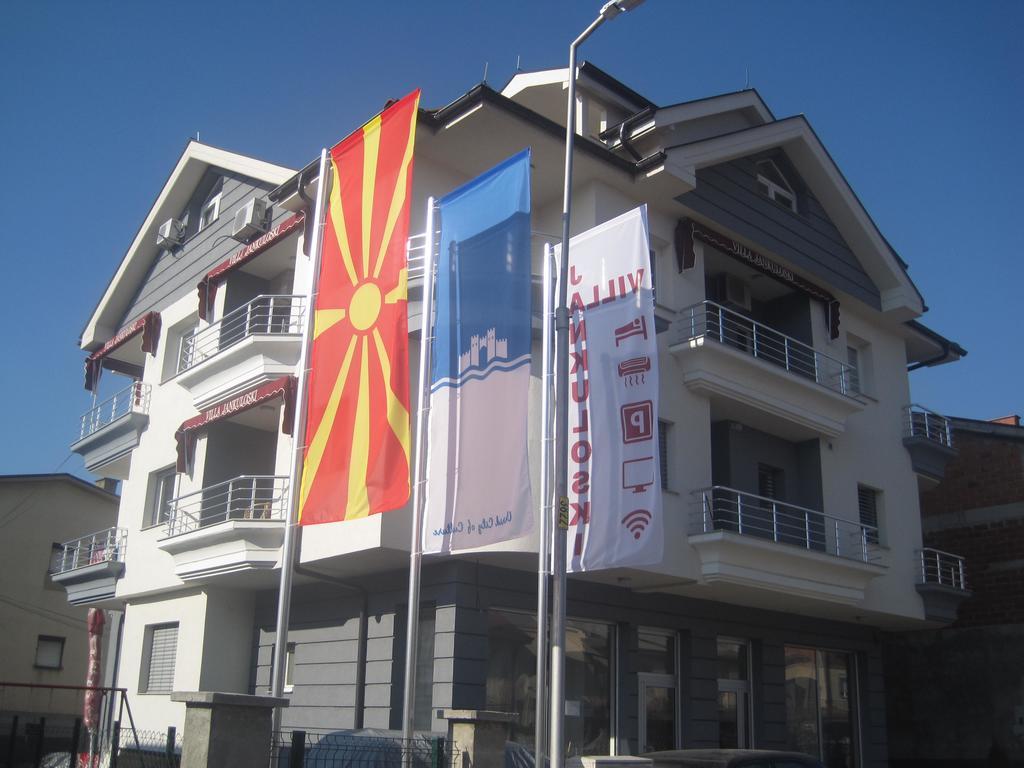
[918,547,967,590]
[165,475,289,538]
[672,301,858,397]
[904,405,954,448]
[692,486,881,563]
[78,383,151,440]
[53,527,127,575]
[178,295,306,373]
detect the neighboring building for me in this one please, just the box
[64,63,966,768]
[885,415,1024,767]
[0,474,118,717]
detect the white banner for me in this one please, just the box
[558,206,663,572]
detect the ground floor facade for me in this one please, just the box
[117,561,889,768]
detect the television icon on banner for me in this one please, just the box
[622,457,655,494]
[621,401,654,444]
[614,316,648,347]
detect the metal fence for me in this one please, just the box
[691,486,881,563]
[0,684,179,768]
[53,529,126,576]
[178,294,306,373]
[671,301,858,397]
[270,731,458,768]
[165,475,289,538]
[918,547,968,591]
[77,383,151,441]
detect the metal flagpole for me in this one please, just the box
[270,148,330,732]
[535,246,555,765]
[401,198,438,760]
[551,4,645,765]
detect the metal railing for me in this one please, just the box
[904,404,954,448]
[53,527,127,575]
[78,382,151,440]
[691,486,881,563]
[918,547,967,590]
[672,301,858,396]
[407,231,428,281]
[178,294,306,373]
[164,475,289,538]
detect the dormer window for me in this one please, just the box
[755,159,797,213]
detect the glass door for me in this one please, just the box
[638,673,677,753]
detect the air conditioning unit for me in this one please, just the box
[156,218,184,249]
[709,273,751,311]
[231,198,269,242]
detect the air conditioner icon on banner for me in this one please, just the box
[622,457,655,494]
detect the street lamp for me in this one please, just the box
[550,3,646,768]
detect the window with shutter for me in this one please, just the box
[758,464,783,500]
[857,485,880,544]
[141,623,179,694]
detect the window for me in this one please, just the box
[658,420,670,490]
[284,642,296,692]
[718,637,753,748]
[148,466,178,527]
[785,645,855,768]
[198,193,221,231]
[140,623,178,694]
[35,636,65,669]
[756,159,797,213]
[758,463,784,500]
[48,543,64,575]
[845,347,861,394]
[637,629,678,752]
[857,485,880,544]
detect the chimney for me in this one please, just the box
[989,415,1021,427]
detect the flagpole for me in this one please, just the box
[401,198,438,758]
[270,148,330,732]
[535,245,555,765]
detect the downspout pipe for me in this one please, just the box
[613,106,654,162]
[293,559,369,730]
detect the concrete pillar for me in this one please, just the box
[442,709,515,768]
[171,691,287,768]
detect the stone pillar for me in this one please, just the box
[442,709,516,768]
[171,691,287,768]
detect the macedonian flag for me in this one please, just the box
[299,90,420,525]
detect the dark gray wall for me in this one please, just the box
[679,156,881,309]
[250,561,889,767]
[120,169,286,326]
[203,422,277,487]
[755,293,813,346]
[710,421,823,509]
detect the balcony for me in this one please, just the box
[903,404,957,483]
[916,547,970,623]
[70,383,151,479]
[688,487,885,605]
[157,475,289,582]
[176,295,305,409]
[669,302,863,439]
[50,527,126,606]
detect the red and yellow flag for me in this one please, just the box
[299,90,420,525]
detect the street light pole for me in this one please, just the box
[550,3,645,768]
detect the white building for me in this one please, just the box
[61,64,967,767]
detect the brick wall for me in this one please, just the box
[920,425,1024,627]
[920,430,1024,517]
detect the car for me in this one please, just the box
[640,749,824,768]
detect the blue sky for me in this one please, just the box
[1,1,1020,477]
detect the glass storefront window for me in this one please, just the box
[784,645,855,768]
[636,629,675,675]
[485,610,612,757]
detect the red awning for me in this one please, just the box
[84,311,161,392]
[196,212,305,321]
[174,375,297,472]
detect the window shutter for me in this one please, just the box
[144,624,179,693]
[658,421,669,489]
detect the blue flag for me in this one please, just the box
[423,149,534,553]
